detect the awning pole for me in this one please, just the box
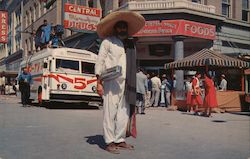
[241,69,245,92]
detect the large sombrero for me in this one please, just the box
[97,11,145,38]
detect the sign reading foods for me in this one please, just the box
[0,11,8,43]
[135,20,216,40]
[64,3,102,32]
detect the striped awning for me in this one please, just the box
[165,49,250,70]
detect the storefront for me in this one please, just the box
[134,19,217,95]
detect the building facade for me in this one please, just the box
[0,0,103,85]
[111,0,250,92]
[0,0,23,85]
[0,0,249,91]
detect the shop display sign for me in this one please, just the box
[135,20,216,40]
[0,11,8,43]
[64,3,102,32]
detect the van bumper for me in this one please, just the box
[49,94,102,103]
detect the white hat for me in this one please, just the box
[221,74,225,78]
[97,11,145,38]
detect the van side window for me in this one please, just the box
[81,62,95,74]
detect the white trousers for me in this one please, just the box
[103,79,129,144]
[165,91,171,106]
[145,91,151,108]
[150,88,160,107]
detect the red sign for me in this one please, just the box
[64,3,102,32]
[135,20,216,40]
[0,11,8,43]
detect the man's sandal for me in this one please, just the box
[116,142,135,150]
[105,142,120,154]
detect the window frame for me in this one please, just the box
[222,0,231,17]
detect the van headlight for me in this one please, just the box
[61,83,67,90]
[92,86,96,92]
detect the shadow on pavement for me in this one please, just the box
[29,102,100,110]
[85,135,106,150]
[211,120,227,123]
[228,112,250,117]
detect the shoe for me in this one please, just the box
[105,143,120,154]
[193,112,199,116]
[116,142,134,150]
[141,112,145,115]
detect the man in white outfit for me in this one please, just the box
[150,73,161,107]
[95,11,145,154]
[219,74,227,91]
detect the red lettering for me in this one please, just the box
[1,30,6,35]
[74,78,87,90]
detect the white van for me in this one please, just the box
[19,48,102,105]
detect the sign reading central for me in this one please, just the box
[134,20,216,40]
[64,3,102,32]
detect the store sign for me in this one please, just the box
[135,20,216,40]
[64,3,102,32]
[0,11,8,43]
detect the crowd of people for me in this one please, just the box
[136,69,175,115]
[136,69,228,117]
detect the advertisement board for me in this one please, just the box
[135,20,216,40]
[64,3,102,32]
[0,11,8,43]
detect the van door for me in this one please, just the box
[42,59,50,100]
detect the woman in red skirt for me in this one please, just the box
[203,73,218,117]
[190,73,203,115]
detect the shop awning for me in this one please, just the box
[164,49,250,70]
[0,71,18,78]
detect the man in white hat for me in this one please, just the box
[95,11,145,154]
[219,74,227,91]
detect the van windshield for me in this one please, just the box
[81,62,95,74]
[56,59,79,73]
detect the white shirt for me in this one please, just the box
[185,81,192,91]
[95,36,126,81]
[219,79,227,91]
[151,76,161,89]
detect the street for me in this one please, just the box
[0,95,249,159]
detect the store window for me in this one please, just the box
[242,0,249,21]
[222,0,231,17]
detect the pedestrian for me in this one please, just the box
[203,73,218,117]
[219,74,227,91]
[136,67,147,114]
[165,75,173,107]
[145,73,152,108]
[95,11,145,154]
[160,74,167,107]
[185,76,193,112]
[0,84,5,95]
[12,81,17,96]
[190,72,203,115]
[150,73,161,107]
[18,67,32,107]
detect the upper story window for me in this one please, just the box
[242,0,249,21]
[222,0,231,17]
[192,0,202,4]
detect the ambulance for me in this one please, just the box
[19,48,102,106]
